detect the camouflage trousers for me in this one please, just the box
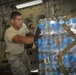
[6,50,31,75]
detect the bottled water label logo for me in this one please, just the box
[44,57,50,64]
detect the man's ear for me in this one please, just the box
[11,19,14,23]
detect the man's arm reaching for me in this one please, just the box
[12,35,34,44]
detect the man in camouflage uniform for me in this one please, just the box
[4,11,34,75]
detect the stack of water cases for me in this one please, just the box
[38,17,76,75]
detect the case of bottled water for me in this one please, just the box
[38,17,76,75]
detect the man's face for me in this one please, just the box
[11,15,23,30]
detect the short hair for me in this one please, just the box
[10,11,21,19]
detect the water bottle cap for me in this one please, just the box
[58,19,64,25]
[44,18,47,20]
[39,19,43,21]
[65,18,73,25]
[49,18,51,20]
[50,20,56,24]
[39,24,43,30]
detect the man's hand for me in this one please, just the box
[26,32,34,37]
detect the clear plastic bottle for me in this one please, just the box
[63,53,70,69]
[38,64,42,75]
[59,69,64,75]
[38,19,44,35]
[66,17,76,34]
[70,17,76,34]
[45,64,53,75]
[58,17,65,25]
[38,38,42,52]
[48,18,55,35]
[53,68,59,75]
[73,46,76,74]
[50,54,58,69]
[52,18,60,34]
[58,17,65,33]
[65,18,73,28]
[43,18,49,35]
[38,38,43,60]
[62,34,69,50]
[68,35,74,45]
